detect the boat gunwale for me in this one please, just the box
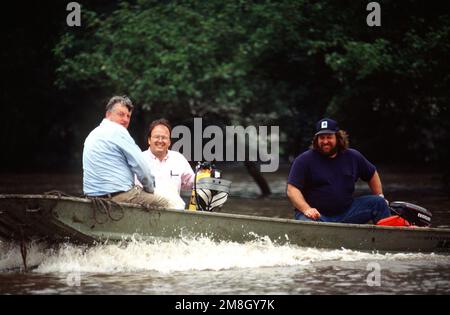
[1,193,449,234]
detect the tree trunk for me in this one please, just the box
[244,161,271,197]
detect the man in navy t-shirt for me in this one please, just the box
[287,118,391,224]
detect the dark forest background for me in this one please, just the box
[2,0,450,190]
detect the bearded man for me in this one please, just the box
[287,118,391,224]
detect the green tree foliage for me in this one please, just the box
[54,0,450,184]
[54,1,334,143]
[324,2,450,168]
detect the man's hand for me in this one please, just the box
[303,208,321,220]
[287,184,321,220]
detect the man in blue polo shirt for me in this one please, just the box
[83,95,172,208]
[287,118,391,224]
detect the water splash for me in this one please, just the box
[0,236,447,274]
[0,240,47,271]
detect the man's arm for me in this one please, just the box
[116,133,156,193]
[368,170,383,196]
[286,184,321,220]
[180,156,195,191]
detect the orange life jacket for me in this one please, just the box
[377,215,411,227]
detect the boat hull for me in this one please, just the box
[1,194,450,253]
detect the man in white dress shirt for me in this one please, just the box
[142,119,195,207]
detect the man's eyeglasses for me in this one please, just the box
[151,135,169,141]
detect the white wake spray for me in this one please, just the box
[0,236,446,274]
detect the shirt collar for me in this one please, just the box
[147,149,169,161]
[101,118,126,130]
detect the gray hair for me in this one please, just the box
[105,95,134,113]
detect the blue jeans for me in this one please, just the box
[294,195,391,224]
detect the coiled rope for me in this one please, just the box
[88,197,125,224]
[44,190,125,224]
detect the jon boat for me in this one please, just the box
[1,194,450,253]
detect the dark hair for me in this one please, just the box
[311,130,349,153]
[105,95,134,113]
[147,118,172,139]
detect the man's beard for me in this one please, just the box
[318,144,338,157]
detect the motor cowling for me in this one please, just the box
[188,162,232,211]
[389,201,432,227]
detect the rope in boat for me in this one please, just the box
[44,190,125,224]
[88,197,125,224]
[10,191,125,271]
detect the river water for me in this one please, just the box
[1,165,450,295]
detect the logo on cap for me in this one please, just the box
[315,118,339,136]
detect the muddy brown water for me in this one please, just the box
[1,166,450,295]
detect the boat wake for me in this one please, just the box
[0,235,446,274]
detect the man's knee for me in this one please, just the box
[375,195,388,206]
[362,195,387,208]
[370,195,391,220]
[145,192,170,208]
[153,193,171,208]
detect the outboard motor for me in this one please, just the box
[188,162,232,211]
[389,201,432,227]
[378,201,432,227]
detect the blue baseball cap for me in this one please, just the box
[315,118,339,135]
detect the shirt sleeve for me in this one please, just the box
[287,155,308,190]
[114,131,156,193]
[354,150,376,182]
